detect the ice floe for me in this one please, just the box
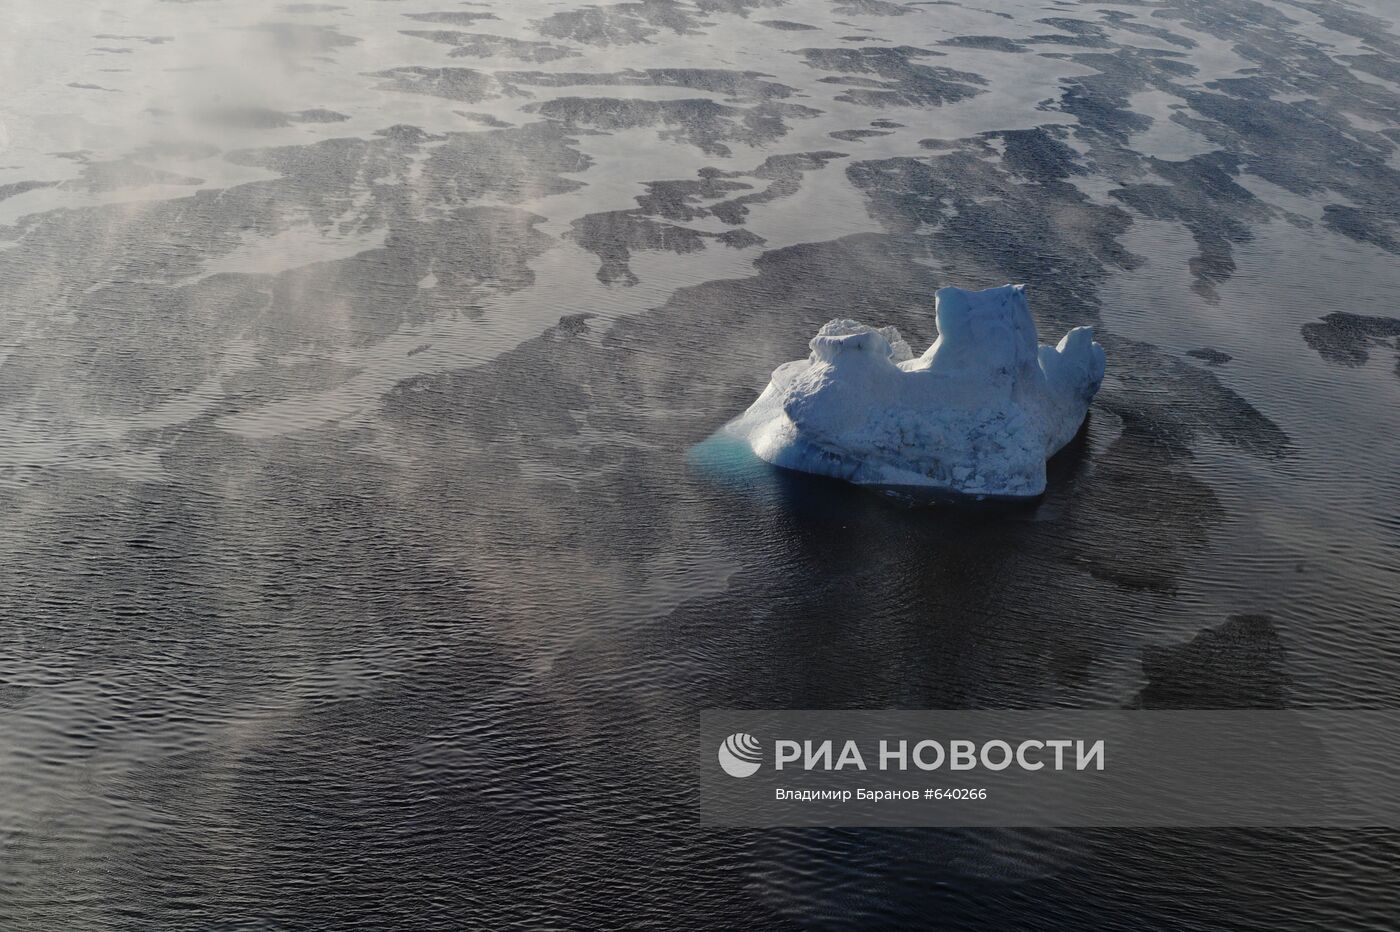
[727,284,1105,498]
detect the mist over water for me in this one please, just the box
[3,0,1400,927]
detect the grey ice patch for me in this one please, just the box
[370,67,517,103]
[1097,10,1196,49]
[695,0,786,15]
[56,157,204,193]
[526,96,820,157]
[192,106,349,128]
[0,180,59,203]
[1029,17,1111,48]
[402,11,499,27]
[567,212,765,285]
[833,0,914,15]
[1186,348,1232,366]
[533,1,701,47]
[1322,205,1399,254]
[829,129,892,141]
[1301,313,1400,376]
[500,67,796,101]
[1132,615,1288,709]
[400,31,579,62]
[566,151,843,281]
[800,46,985,108]
[1109,152,1272,302]
[453,111,513,128]
[939,35,1026,53]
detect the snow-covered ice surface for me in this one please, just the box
[730,284,1104,497]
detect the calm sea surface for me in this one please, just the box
[2,0,1399,927]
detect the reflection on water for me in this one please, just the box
[2,0,1400,928]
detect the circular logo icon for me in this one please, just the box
[717,732,762,778]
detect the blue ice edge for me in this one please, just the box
[687,429,1063,510]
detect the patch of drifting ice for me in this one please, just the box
[727,284,1105,498]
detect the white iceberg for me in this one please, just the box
[726,284,1105,498]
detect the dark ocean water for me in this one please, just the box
[3,0,1400,928]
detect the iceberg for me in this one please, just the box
[726,284,1105,498]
